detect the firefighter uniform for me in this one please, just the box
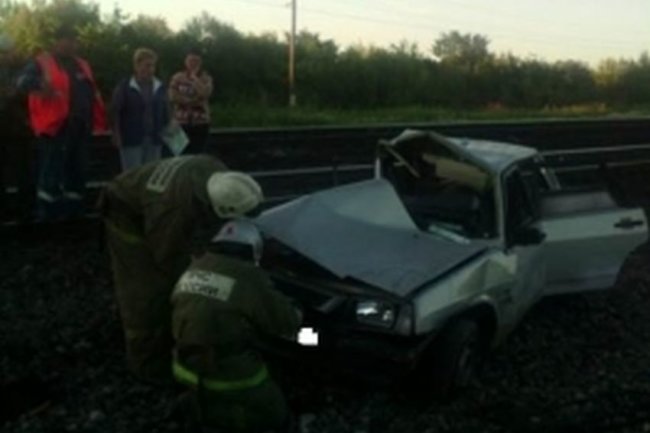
[100,155,228,383]
[171,251,301,432]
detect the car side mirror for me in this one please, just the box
[512,226,546,246]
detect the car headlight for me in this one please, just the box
[356,300,396,328]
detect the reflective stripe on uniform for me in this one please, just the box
[37,189,59,202]
[146,157,191,193]
[175,271,235,302]
[173,360,269,392]
[105,219,144,244]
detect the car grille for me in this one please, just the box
[271,274,338,309]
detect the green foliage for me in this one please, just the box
[433,31,491,74]
[2,0,99,54]
[1,0,649,123]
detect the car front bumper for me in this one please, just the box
[261,324,434,384]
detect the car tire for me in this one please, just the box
[415,318,484,401]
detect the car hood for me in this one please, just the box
[256,179,486,297]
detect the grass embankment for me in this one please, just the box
[211,104,650,128]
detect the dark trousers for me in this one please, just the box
[0,134,35,222]
[105,218,175,385]
[0,136,5,220]
[35,118,90,221]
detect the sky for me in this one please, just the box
[80,0,650,65]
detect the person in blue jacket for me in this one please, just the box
[111,47,171,171]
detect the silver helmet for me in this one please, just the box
[211,219,264,264]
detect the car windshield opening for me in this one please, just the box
[381,138,496,239]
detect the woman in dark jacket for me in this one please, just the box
[112,48,170,171]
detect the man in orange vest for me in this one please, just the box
[17,25,106,222]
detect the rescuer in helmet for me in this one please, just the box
[171,219,302,432]
[98,155,264,384]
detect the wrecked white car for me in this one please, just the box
[256,129,648,397]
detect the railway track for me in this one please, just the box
[2,118,650,228]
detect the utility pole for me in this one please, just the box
[288,0,297,107]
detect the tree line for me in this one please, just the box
[1,0,649,110]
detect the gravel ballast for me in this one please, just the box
[2,221,650,433]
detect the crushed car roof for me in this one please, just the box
[386,129,538,174]
[256,179,487,296]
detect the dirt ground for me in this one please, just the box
[2,221,650,433]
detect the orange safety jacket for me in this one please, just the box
[28,52,106,137]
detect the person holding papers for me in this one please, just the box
[111,48,171,171]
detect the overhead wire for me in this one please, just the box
[297,5,641,49]
[306,0,646,47]
[217,0,648,56]
[373,0,650,43]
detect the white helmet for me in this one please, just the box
[212,219,264,264]
[206,171,263,219]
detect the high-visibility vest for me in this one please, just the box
[28,52,106,137]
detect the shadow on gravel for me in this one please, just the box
[1,227,649,432]
[0,377,53,424]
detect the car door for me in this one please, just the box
[541,201,647,295]
[497,165,547,326]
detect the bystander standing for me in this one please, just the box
[111,48,170,171]
[16,25,106,222]
[169,48,213,154]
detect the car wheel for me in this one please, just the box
[416,318,484,401]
